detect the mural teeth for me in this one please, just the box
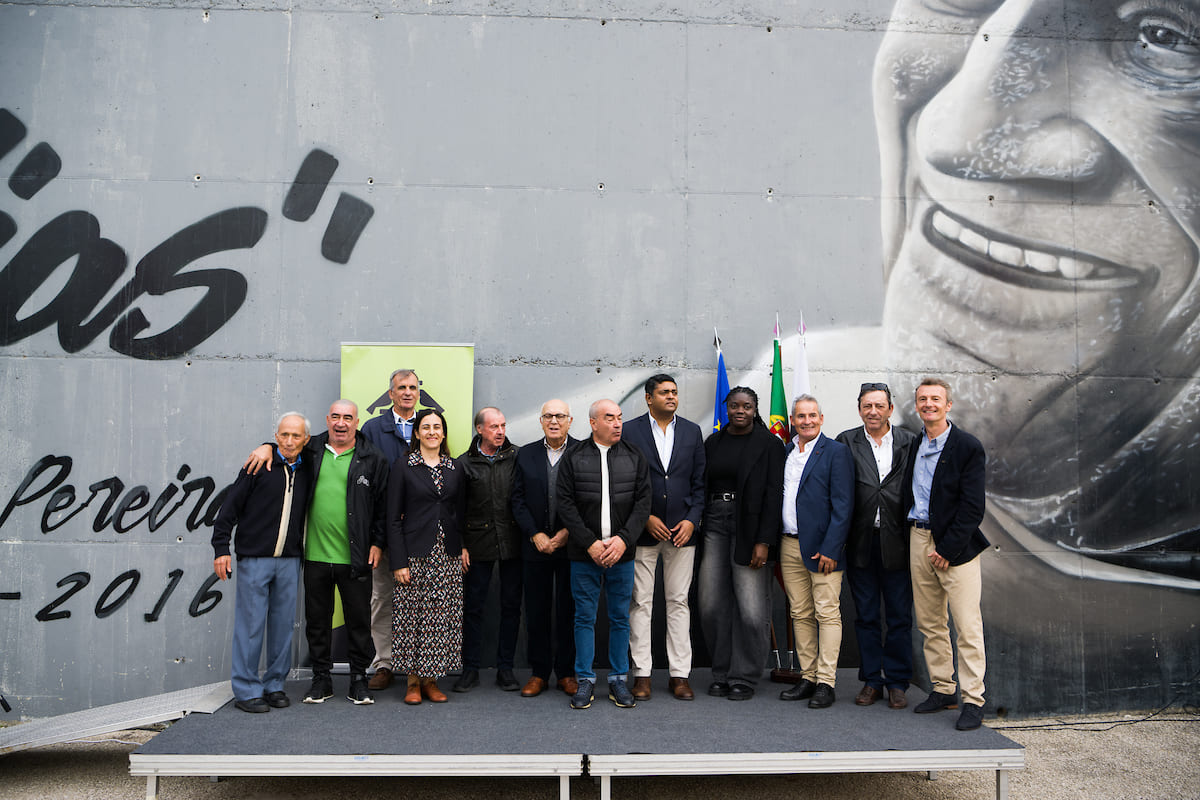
[1025,250,1059,273]
[988,240,1025,267]
[932,210,962,240]
[1057,256,1093,279]
[959,226,988,254]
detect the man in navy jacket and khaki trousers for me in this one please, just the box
[901,378,989,731]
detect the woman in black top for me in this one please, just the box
[386,408,468,705]
[697,387,785,700]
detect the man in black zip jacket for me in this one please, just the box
[213,413,314,714]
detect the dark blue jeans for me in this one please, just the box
[570,558,634,683]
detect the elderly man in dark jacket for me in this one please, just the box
[556,398,652,710]
[454,406,523,693]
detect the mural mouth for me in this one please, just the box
[923,205,1146,292]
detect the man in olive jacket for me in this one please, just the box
[556,399,651,709]
[455,406,523,693]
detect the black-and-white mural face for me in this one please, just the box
[874,0,1200,583]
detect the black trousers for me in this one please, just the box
[462,557,523,670]
[523,557,575,680]
[304,561,374,676]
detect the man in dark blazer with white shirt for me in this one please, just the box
[900,377,988,731]
[836,383,917,710]
[621,374,706,701]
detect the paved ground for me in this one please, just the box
[2,709,1198,799]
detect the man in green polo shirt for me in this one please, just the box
[300,399,390,706]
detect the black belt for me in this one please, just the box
[709,492,737,503]
[910,520,931,530]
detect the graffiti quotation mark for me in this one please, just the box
[0,108,62,248]
[282,149,375,264]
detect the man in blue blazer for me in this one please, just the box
[900,378,989,731]
[778,395,854,709]
[621,375,707,701]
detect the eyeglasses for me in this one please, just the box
[860,382,890,394]
[541,413,570,421]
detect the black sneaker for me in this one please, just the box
[608,679,637,708]
[707,681,731,697]
[262,691,290,708]
[496,668,520,692]
[955,703,985,730]
[303,673,334,704]
[347,676,375,705]
[235,697,270,713]
[570,679,594,709]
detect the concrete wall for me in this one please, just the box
[1,0,1196,718]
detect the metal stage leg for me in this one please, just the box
[559,773,570,800]
[927,770,939,780]
[600,774,611,800]
[997,768,1010,800]
[144,775,157,800]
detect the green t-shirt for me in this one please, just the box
[306,446,353,564]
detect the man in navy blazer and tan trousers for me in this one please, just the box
[622,374,707,701]
[778,395,854,709]
[901,377,989,731]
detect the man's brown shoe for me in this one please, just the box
[421,678,448,703]
[521,676,547,697]
[403,675,422,705]
[855,685,882,706]
[669,677,694,700]
[368,667,393,691]
[558,677,579,696]
[632,676,652,701]
[888,688,908,709]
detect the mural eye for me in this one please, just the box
[1130,16,1200,80]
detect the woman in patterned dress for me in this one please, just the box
[386,408,468,704]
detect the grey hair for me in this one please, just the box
[791,394,821,415]
[589,399,617,420]
[277,412,311,435]
[389,369,418,388]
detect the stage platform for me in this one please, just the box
[130,668,1023,800]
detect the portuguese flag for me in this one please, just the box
[769,316,788,442]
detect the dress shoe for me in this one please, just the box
[955,703,985,730]
[779,679,816,701]
[914,691,958,714]
[453,668,479,693]
[422,678,448,703]
[235,697,270,713]
[727,683,754,701]
[368,667,393,691]
[262,691,290,708]
[632,676,652,701]
[496,668,520,692]
[558,676,579,696]
[521,676,547,697]
[404,675,422,705]
[669,677,694,700]
[887,688,908,709]
[808,683,835,709]
[855,685,882,706]
[707,681,730,697]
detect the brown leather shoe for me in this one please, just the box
[668,677,694,700]
[403,675,422,705]
[368,667,393,691]
[558,677,578,696]
[855,685,882,706]
[632,676,652,701]
[421,678,448,703]
[521,676,547,697]
[887,688,908,709]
